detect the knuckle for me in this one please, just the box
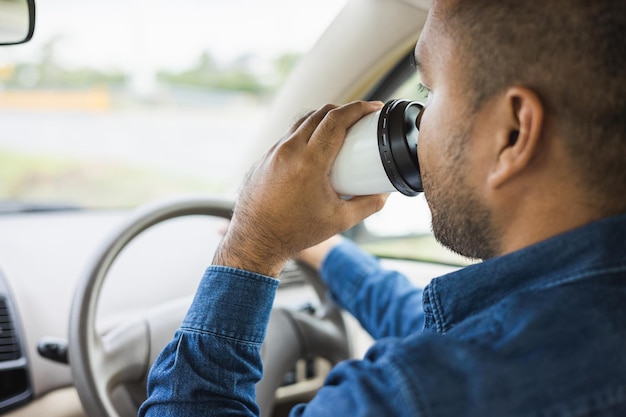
[293,110,314,127]
[319,103,337,113]
[321,109,342,134]
[325,107,342,122]
[284,113,310,136]
[319,118,338,137]
[314,128,337,153]
[274,142,295,163]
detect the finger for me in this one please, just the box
[262,111,312,160]
[340,193,389,228]
[266,105,336,159]
[286,109,317,136]
[308,101,383,157]
[289,104,337,144]
[269,108,326,156]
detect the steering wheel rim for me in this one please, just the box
[68,196,350,417]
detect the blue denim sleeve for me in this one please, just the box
[289,337,427,417]
[320,239,425,339]
[139,266,279,417]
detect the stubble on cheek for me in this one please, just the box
[421,143,499,261]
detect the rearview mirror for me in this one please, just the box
[0,0,35,45]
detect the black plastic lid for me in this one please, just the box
[377,99,424,196]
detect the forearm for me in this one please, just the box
[320,239,425,339]
[139,266,279,417]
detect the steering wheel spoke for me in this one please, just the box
[99,319,150,390]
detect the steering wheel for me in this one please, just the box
[68,196,350,417]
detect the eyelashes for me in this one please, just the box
[417,82,432,102]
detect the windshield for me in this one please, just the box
[0,0,346,208]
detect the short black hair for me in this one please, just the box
[445,0,626,206]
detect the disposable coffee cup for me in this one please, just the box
[331,99,424,196]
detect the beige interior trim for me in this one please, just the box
[397,0,431,11]
[341,36,419,102]
[5,388,86,417]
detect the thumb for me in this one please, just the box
[341,193,390,227]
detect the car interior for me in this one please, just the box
[0,0,470,416]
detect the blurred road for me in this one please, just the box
[0,103,265,191]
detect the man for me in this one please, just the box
[140,0,626,415]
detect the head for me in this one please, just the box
[415,0,626,259]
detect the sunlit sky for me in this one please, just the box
[0,0,348,71]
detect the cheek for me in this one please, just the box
[417,92,477,178]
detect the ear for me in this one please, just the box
[488,87,545,189]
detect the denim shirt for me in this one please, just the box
[139,214,626,417]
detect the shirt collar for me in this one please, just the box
[422,212,626,334]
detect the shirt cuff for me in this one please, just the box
[181,265,279,344]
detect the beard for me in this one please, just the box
[421,130,499,260]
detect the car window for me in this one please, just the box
[354,72,472,266]
[0,0,346,209]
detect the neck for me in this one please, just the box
[495,186,620,257]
